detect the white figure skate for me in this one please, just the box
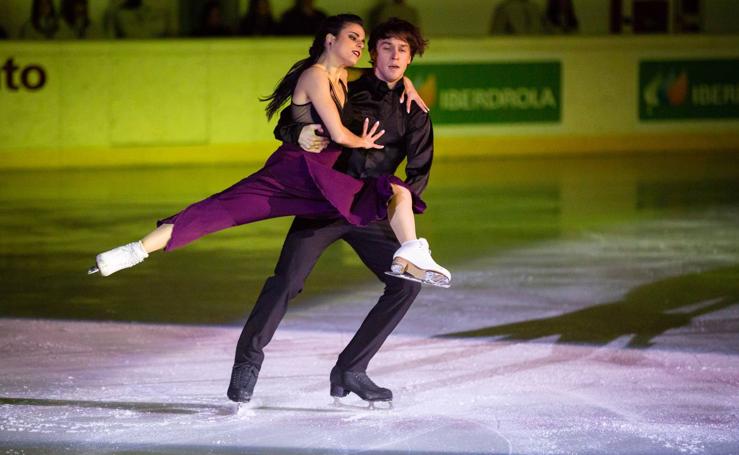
[385,238,451,288]
[87,241,149,276]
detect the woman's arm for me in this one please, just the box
[400,76,430,113]
[297,66,384,149]
[346,68,429,113]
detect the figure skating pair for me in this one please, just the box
[90,15,450,408]
[89,17,449,290]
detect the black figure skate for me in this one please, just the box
[330,366,393,410]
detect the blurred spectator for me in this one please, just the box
[0,24,7,39]
[369,0,420,29]
[544,0,578,34]
[103,0,126,38]
[19,0,74,39]
[194,0,232,37]
[490,0,547,35]
[278,0,327,36]
[60,0,101,39]
[110,0,173,38]
[239,0,277,36]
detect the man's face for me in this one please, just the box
[372,37,412,85]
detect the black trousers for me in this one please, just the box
[233,217,422,372]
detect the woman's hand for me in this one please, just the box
[360,118,385,149]
[298,124,329,153]
[400,76,429,114]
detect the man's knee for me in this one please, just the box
[385,278,422,301]
[263,273,305,301]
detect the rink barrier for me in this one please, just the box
[2,134,738,170]
[1,35,738,168]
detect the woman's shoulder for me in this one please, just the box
[297,66,348,94]
[297,65,331,91]
[301,65,327,80]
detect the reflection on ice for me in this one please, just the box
[1,317,737,454]
[1,206,738,455]
[1,153,738,453]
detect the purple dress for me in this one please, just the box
[157,85,426,251]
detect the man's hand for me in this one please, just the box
[298,124,330,153]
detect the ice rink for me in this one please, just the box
[1,152,739,454]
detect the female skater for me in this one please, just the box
[89,14,450,287]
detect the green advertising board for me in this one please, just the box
[405,62,561,124]
[640,59,739,120]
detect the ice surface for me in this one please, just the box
[1,211,738,454]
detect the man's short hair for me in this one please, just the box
[369,18,428,64]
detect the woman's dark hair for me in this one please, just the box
[368,17,428,65]
[262,13,363,120]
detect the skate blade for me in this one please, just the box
[332,397,393,411]
[232,399,260,416]
[384,271,450,289]
[390,258,451,288]
[385,270,425,284]
[424,271,451,288]
[87,265,100,275]
[367,400,393,410]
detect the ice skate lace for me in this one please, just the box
[347,372,384,391]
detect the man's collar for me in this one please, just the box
[366,72,405,95]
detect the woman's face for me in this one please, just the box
[327,22,365,67]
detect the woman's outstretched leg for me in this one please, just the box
[387,184,416,244]
[386,184,451,288]
[141,223,174,253]
[88,154,343,278]
[88,224,173,277]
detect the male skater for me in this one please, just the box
[228,18,432,405]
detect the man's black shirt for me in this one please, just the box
[273,72,433,196]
